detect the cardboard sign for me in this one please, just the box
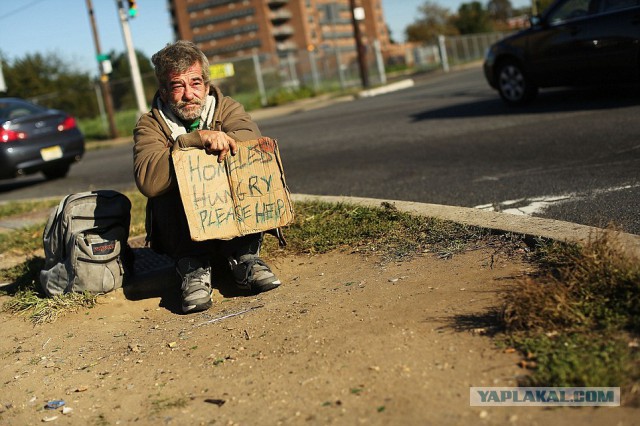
[172,137,294,241]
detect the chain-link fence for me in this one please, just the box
[212,41,387,111]
[409,31,509,72]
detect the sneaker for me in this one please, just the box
[229,254,281,294]
[176,257,213,313]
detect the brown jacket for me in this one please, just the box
[133,86,261,198]
[132,86,261,256]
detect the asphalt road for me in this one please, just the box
[1,66,638,234]
[259,68,640,235]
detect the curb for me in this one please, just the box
[291,194,640,258]
[358,79,415,98]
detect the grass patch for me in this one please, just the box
[150,397,188,414]
[504,234,640,332]
[500,232,640,403]
[4,287,98,325]
[0,257,98,324]
[263,201,494,261]
[0,224,46,255]
[0,199,60,217]
[78,109,139,141]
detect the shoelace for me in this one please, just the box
[182,268,210,291]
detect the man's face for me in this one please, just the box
[161,62,209,122]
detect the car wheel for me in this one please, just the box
[496,60,538,106]
[42,163,70,180]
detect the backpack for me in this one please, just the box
[39,190,132,297]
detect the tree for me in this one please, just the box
[487,0,514,21]
[405,1,459,43]
[453,1,493,34]
[107,50,156,111]
[2,53,98,118]
[386,24,397,44]
[535,0,556,14]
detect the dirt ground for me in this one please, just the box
[0,248,637,425]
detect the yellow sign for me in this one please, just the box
[209,63,235,80]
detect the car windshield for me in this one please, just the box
[0,100,45,121]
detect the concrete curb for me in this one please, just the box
[358,79,415,98]
[291,194,640,258]
[249,78,415,121]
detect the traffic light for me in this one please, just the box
[127,0,137,18]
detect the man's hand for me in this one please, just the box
[198,130,238,163]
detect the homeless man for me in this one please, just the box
[133,40,280,314]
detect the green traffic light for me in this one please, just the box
[128,8,137,18]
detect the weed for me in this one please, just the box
[3,288,98,324]
[150,397,188,414]
[500,231,640,402]
[503,232,640,333]
[507,332,633,387]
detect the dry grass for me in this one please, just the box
[501,231,640,402]
[503,231,640,333]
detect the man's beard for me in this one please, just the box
[168,98,205,122]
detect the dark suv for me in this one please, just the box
[483,0,640,105]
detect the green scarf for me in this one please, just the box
[187,118,200,133]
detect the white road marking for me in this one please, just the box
[474,184,639,216]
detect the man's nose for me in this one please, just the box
[183,85,195,100]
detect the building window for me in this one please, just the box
[193,23,259,42]
[203,39,262,56]
[191,8,255,28]
[187,0,237,13]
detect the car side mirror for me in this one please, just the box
[529,15,542,27]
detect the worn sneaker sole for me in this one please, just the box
[182,297,212,314]
[250,280,281,295]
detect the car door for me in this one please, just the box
[585,0,640,82]
[525,0,600,86]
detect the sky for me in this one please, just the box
[0,0,530,77]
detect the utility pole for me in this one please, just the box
[116,0,147,116]
[350,0,369,88]
[86,0,118,139]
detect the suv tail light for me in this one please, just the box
[57,116,77,132]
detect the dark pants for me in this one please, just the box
[146,187,262,262]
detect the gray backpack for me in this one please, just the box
[39,190,132,297]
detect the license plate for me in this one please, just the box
[40,145,63,161]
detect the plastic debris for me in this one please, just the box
[45,400,65,410]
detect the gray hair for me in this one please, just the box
[151,40,210,89]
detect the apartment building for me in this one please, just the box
[167,0,391,61]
